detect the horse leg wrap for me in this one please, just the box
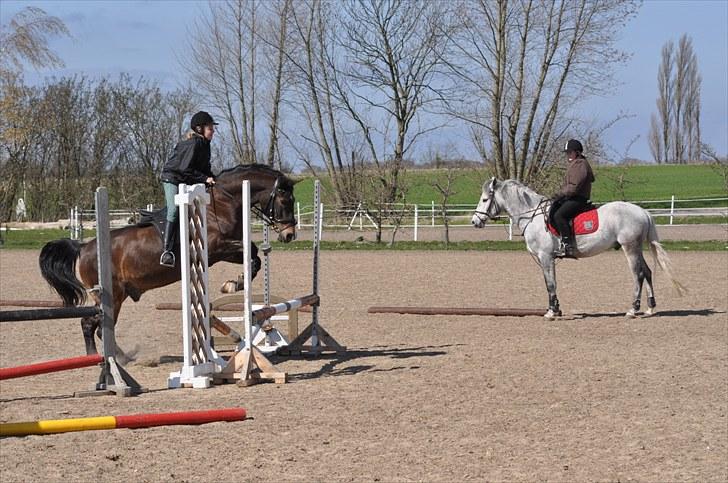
[633,299,641,312]
[647,296,656,308]
[549,294,561,315]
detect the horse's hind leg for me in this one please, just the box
[623,246,646,318]
[81,314,101,355]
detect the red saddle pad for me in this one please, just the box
[548,209,599,236]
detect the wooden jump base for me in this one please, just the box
[0,299,65,308]
[0,408,247,437]
[0,354,104,380]
[367,306,545,317]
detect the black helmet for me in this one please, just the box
[190,111,219,130]
[564,139,583,153]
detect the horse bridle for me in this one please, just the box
[473,189,499,224]
[212,177,296,233]
[251,177,297,233]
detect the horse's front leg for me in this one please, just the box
[217,241,261,293]
[540,254,561,319]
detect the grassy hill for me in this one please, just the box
[293,164,726,207]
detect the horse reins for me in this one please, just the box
[209,178,296,234]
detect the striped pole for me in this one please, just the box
[0,354,104,380]
[0,408,247,437]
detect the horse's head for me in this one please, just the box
[472,177,501,228]
[215,164,297,242]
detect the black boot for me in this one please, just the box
[555,236,576,259]
[159,220,176,267]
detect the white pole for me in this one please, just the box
[669,195,675,225]
[414,205,418,241]
[296,201,301,229]
[431,201,435,226]
[312,180,321,348]
[242,181,253,352]
[177,185,193,371]
[318,202,324,240]
[508,217,513,241]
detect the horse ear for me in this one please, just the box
[489,177,497,191]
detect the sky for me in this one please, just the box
[1,0,727,163]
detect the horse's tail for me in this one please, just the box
[647,215,687,296]
[39,238,87,306]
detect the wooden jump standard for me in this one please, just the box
[0,408,247,437]
[367,306,545,317]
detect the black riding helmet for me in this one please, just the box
[190,111,219,130]
[564,139,583,153]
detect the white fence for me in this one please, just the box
[68,196,727,241]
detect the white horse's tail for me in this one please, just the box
[647,215,687,296]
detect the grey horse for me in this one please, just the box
[471,178,686,319]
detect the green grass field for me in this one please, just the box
[293,164,727,207]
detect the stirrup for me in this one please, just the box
[160,251,176,267]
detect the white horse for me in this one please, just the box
[471,178,686,319]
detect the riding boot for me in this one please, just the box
[159,220,176,267]
[555,236,576,259]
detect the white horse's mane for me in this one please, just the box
[498,179,545,209]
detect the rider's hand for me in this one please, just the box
[206,177,216,186]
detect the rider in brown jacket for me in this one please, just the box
[552,139,595,258]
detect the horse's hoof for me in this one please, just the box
[643,307,655,317]
[544,309,561,320]
[220,281,237,294]
[625,309,637,318]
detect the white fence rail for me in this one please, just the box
[68,196,727,241]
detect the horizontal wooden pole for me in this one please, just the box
[156,302,311,313]
[0,306,100,323]
[367,306,544,317]
[0,354,104,380]
[0,299,65,308]
[252,294,319,323]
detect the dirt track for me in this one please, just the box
[0,248,726,482]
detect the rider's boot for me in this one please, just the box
[159,220,176,267]
[555,236,577,259]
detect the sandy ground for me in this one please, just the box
[0,246,726,482]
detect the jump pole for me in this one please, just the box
[0,354,104,380]
[0,408,247,437]
[367,306,544,317]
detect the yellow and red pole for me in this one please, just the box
[0,408,246,437]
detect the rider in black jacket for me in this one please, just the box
[159,111,218,267]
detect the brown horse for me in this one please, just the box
[39,164,297,356]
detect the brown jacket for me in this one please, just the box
[560,156,595,199]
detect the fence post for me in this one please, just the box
[508,217,513,241]
[669,195,675,225]
[414,205,418,242]
[431,201,435,226]
[318,203,324,240]
[296,201,301,230]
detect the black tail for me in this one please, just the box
[39,238,86,306]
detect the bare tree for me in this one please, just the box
[649,34,702,164]
[446,0,638,181]
[433,168,458,248]
[650,41,674,164]
[0,6,69,77]
[182,0,292,166]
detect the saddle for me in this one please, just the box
[137,207,180,251]
[546,199,599,237]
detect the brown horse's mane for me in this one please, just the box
[216,164,294,192]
